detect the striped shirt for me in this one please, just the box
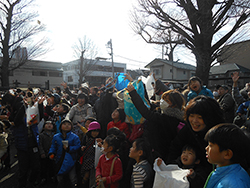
[132,160,148,188]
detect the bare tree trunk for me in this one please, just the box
[194,49,212,86]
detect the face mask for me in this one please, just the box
[101,147,107,155]
[213,91,219,97]
[160,99,169,110]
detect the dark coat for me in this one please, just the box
[94,90,118,138]
[9,97,38,151]
[129,90,185,162]
[167,123,213,180]
[217,93,236,123]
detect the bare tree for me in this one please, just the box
[131,0,250,85]
[72,36,99,87]
[0,0,48,88]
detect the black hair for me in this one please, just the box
[43,121,56,132]
[2,92,15,106]
[134,138,153,164]
[27,91,33,98]
[188,76,203,88]
[104,134,125,153]
[185,96,224,132]
[114,108,126,122]
[182,144,201,161]
[205,123,250,164]
[92,86,99,94]
[86,128,100,137]
[59,119,73,132]
[61,103,70,113]
[77,93,89,104]
[55,86,61,93]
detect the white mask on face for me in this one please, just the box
[160,99,169,111]
[101,147,107,155]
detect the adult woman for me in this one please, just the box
[167,95,224,186]
[127,84,186,162]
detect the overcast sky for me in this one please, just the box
[37,0,196,69]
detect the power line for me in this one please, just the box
[114,54,149,65]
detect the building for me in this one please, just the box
[62,58,126,88]
[209,63,250,89]
[218,40,250,70]
[144,58,196,87]
[0,57,63,90]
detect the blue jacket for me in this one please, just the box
[236,101,250,115]
[49,131,81,175]
[205,164,250,188]
[187,86,214,102]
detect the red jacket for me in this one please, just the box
[107,120,131,139]
[96,154,123,188]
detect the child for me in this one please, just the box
[157,144,207,188]
[107,108,130,139]
[80,121,101,188]
[77,117,97,135]
[129,138,154,188]
[49,119,81,188]
[39,121,56,184]
[187,76,213,102]
[96,135,123,188]
[45,103,70,133]
[204,123,250,188]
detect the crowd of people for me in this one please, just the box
[0,72,250,188]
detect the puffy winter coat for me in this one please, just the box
[49,131,81,175]
[187,86,213,102]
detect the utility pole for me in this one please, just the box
[106,39,114,78]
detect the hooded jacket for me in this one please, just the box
[49,131,81,175]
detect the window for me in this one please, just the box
[32,71,47,76]
[49,71,62,77]
[183,71,186,74]
[170,69,172,73]
[153,69,160,75]
[68,76,73,82]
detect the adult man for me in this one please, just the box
[65,93,93,139]
[217,85,236,123]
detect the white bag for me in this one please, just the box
[153,161,190,188]
[94,140,102,167]
[26,102,39,126]
[139,73,155,99]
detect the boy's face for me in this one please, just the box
[45,123,53,131]
[181,149,197,167]
[57,104,65,113]
[189,80,201,92]
[91,130,99,138]
[129,141,141,161]
[205,142,228,167]
[61,122,72,132]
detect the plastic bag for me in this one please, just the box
[115,73,130,91]
[153,161,190,188]
[26,102,39,126]
[95,140,102,168]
